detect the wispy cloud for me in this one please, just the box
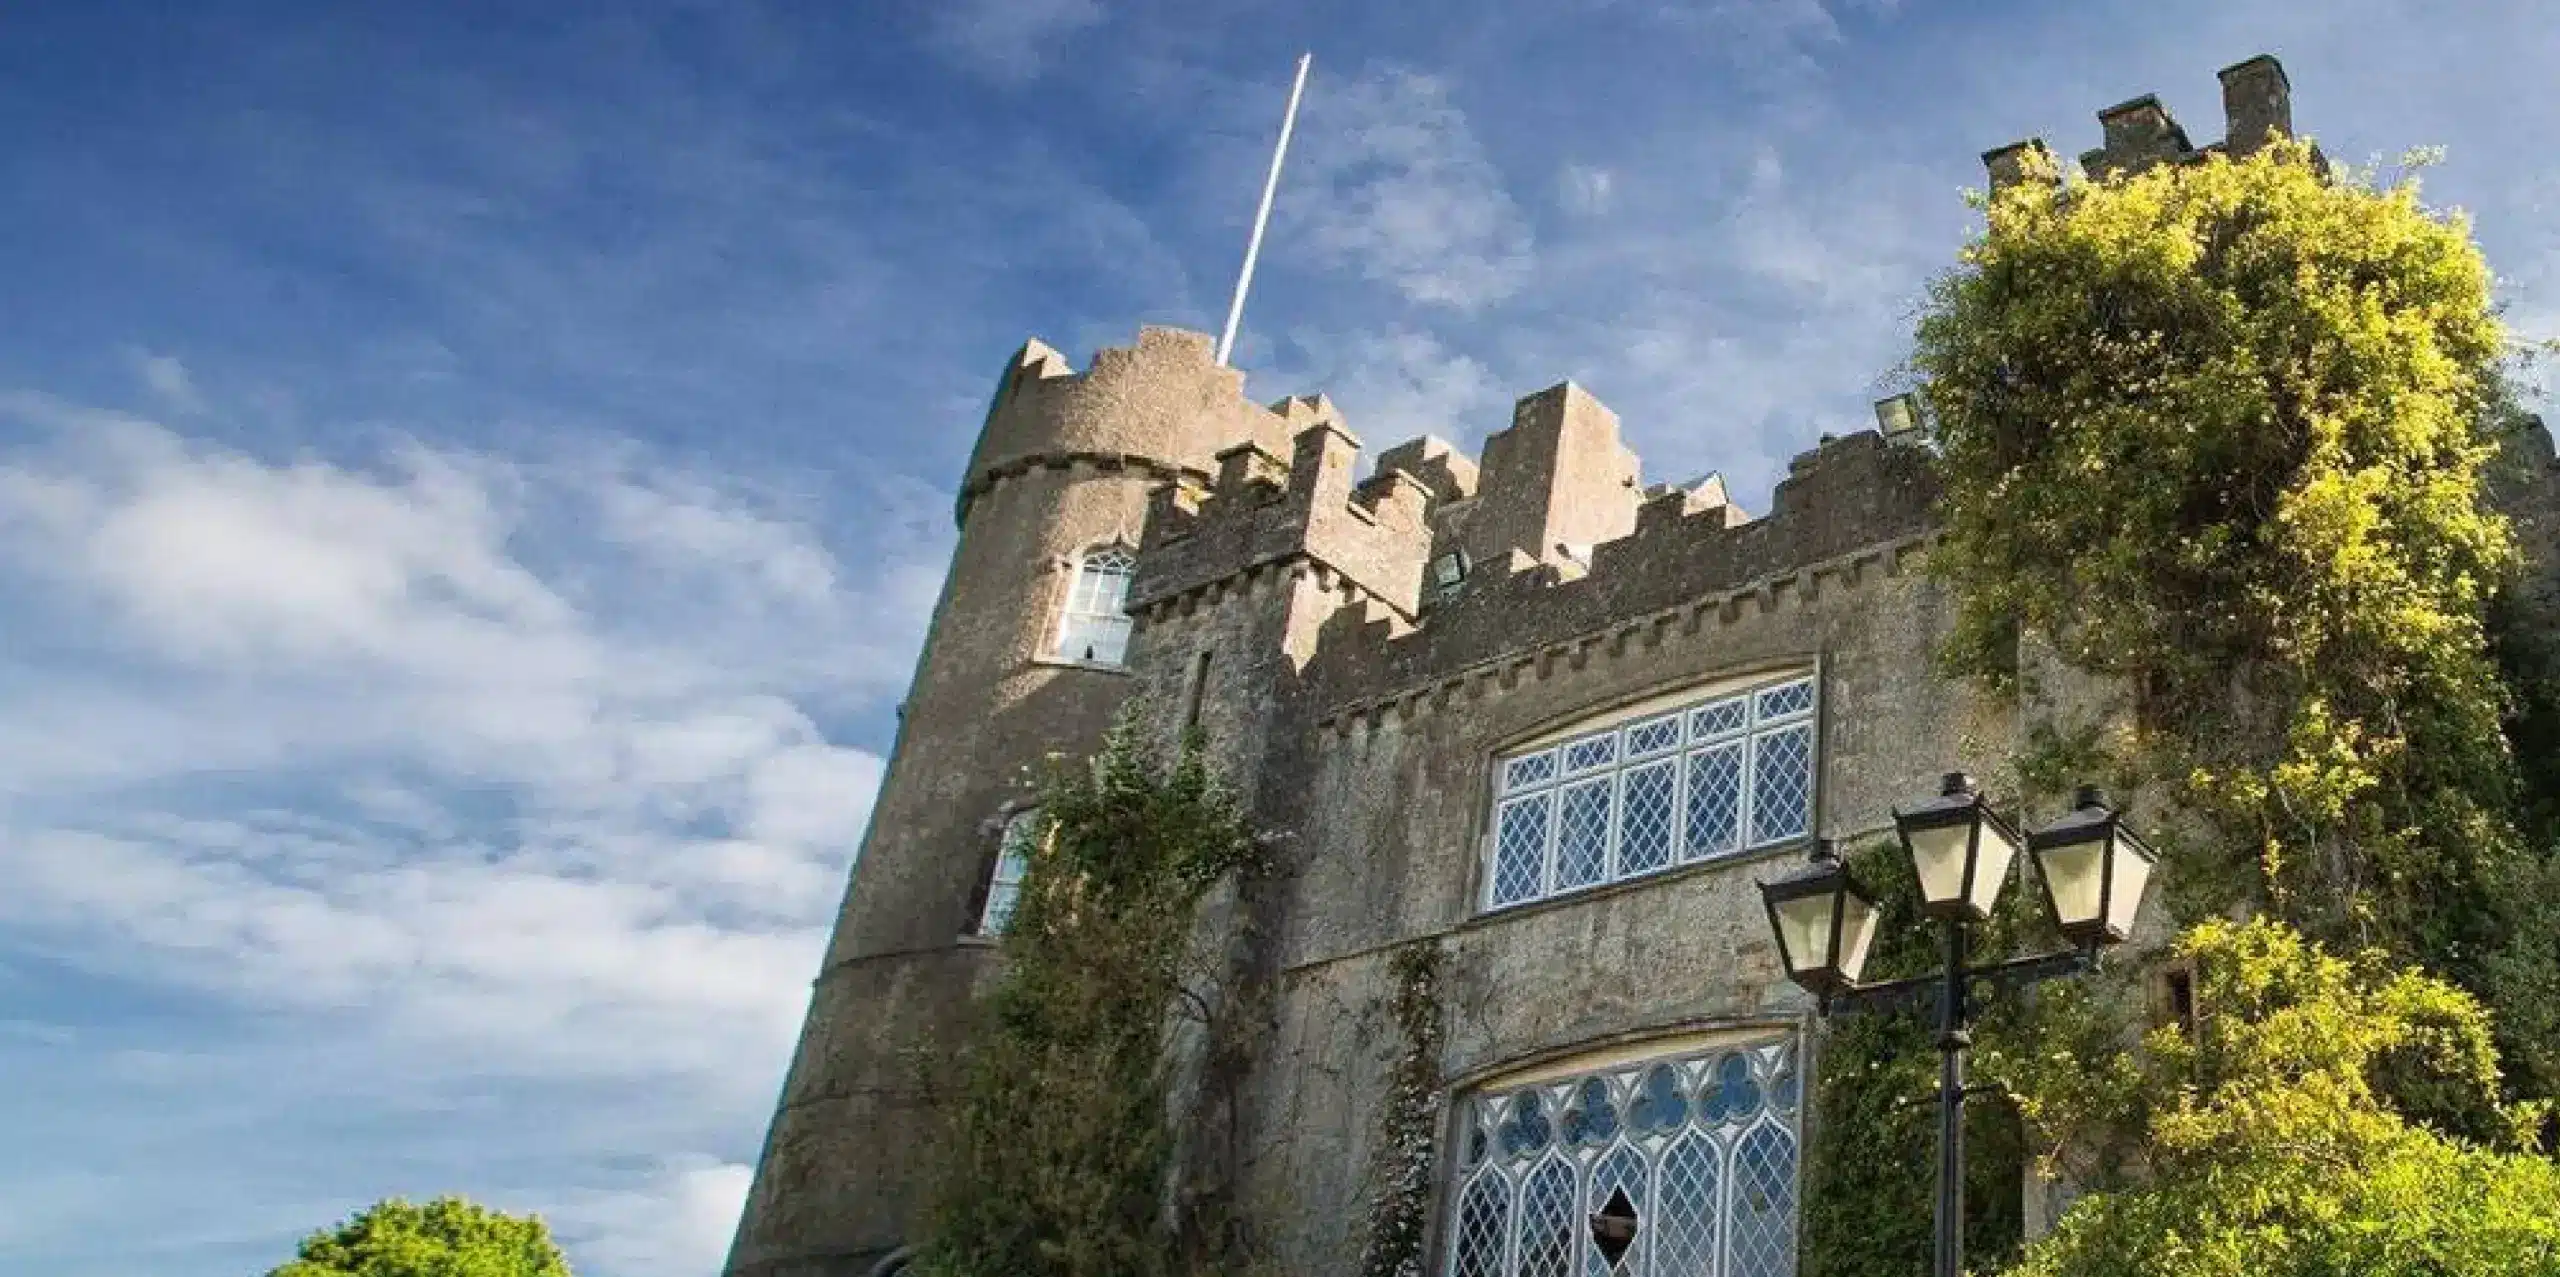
[0,388,938,1270]
[925,0,1108,85]
[1283,66,1534,311]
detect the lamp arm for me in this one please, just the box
[1823,946,2099,1019]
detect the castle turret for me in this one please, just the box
[724,327,1271,1277]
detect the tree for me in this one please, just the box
[2003,919,2560,1277]
[267,1196,572,1277]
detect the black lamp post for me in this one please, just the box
[1757,774,2158,1277]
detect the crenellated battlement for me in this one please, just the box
[958,325,1299,525]
[1130,400,1435,622]
[1985,53,2303,189]
[1299,429,1941,720]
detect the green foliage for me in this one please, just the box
[914,714,1262,1277]
[1914,137,2560,1088]
[2005,919,2560,1277]
[1359,943,1446,1277]
[267,1197,571,1277]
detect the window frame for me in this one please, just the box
[1438,1033,1804,1277]
[1051,543,1138,668]
[1481,670,1820,914]
[974,808,1043,937]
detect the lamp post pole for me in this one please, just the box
[1934,919,1969,1277]
[1760,776,2161,1277]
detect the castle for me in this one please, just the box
[719,54,2549,1277]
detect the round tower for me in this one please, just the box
[724,326,1271,1277]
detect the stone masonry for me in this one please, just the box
[723,54,2560,1277]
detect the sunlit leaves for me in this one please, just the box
[268,1197,573,1277]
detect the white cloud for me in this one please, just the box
[1286,66,1534,311]
[925,0,1105,85]
[126,349,205,414]
[0,391,941,1271]
[553,1156,755,1277]
[1558,163,1616,216]
[1282,326,1505,448]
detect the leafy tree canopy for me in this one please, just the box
[267,1196,572,1277]
[2007,919,2560,1277]
[1913,136,2560,1086]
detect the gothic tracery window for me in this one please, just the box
[1054,544,1137,667]
[1448,1038,1802,1277]
[1486,673,1818,911]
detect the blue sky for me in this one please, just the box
[1,2,2555,1275]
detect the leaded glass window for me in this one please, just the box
[977,809,1041,936]
[1485,673,1817,911]
[1446,1037,1803,1277]
[1054,544,1136,666]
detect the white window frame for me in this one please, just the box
[1482,671,1818,913]
[1052,544,1137,667]
[977,809,1042,936]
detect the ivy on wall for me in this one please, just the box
[914,715,1264,1277]
[1912,138,2559,1078]
[1359,943,1447,1277]
[1804,136,2560,1276]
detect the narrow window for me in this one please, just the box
[976,809,1042,936]
[1055,545,1137,666]
[1184,651,1214,731]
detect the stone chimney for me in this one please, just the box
[2218,55,2292,155]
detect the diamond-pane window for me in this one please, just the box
[1684,743,1744,861]
[1503,751,1558,793]
[1516,1157,1577,1277]
[1451,1171,1512,1277]
[1555,780,1611,890]
[1483,671,1817,910]
[1755,678,1816,721]
[1729,1122,1799,1277]
[1625,714,1680,757]
[1652,1131,1722,1277]
[1581,1144,1649,1277]
[1492,795,1552,907]
[1689,697,1748,740]
[1451,1039,1800,1277]
[1562,733,1617,774]
[1617,762,1676,875]
[1750,723,1814,846]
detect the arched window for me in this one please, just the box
[975,809,1042,936]
[1054,544,1137,666]
[1447,1036,1801,1277]
[1485,671,1818,912]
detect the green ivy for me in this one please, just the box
[1359,943,1447,1277]
[1913,137,2560,1088]
[2004,920,2560,1277]
[914,714,1263,1277]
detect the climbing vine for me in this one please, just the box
[914,713,1264,1277]
[1913,136,2560,1089]
[1812,135,2560,1276]
[1359,943,1446,1277]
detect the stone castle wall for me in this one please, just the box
[724,52,2560,1277]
